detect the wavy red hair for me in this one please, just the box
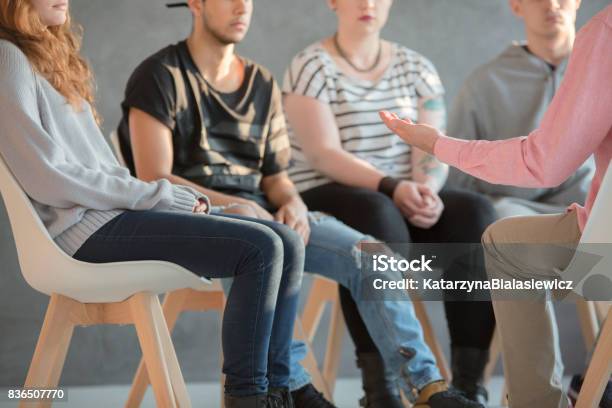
[0,0,99,121]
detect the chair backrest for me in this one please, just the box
[109,131,127,167]
[0,155,74,293]
[568,160,612,300]
[0,155,210,303]
[580,160,612,243]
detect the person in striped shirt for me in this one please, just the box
[283,0,497,405]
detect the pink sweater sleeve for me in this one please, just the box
[435,18,612,188]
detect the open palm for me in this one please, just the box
[379,111,441,154]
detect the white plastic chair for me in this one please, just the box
[109,130,127,167]
[0,155,212,408]
[568,160,612,407]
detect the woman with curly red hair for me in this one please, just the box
[0,2,305,406]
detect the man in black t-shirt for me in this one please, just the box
[118,2,485,408]
[118,42,289,209]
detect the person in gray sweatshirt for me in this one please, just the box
[0,2,304,406]
[448,0,593,220]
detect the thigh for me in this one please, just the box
[409,188,497,243]
[483,211,582,281]
[215,212,303,249]
[304,213,364,282]
[301,183,409,243]
[73,211,282,279]
[483,211,581,245]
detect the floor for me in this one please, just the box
[1,376,562,407]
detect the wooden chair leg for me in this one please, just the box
[322,295,345,394]
[129,293,177,408]
[577,300,600,353]
[152,299,191,407]
[20,294,76,408]
[300,277,345,400]
[576,312,612,408]
[294,319,333,401]
[412,299,451,381]
[483,328,501,385]
[302,278,334,341]
[217,294,227,408]
[126,290,189,407]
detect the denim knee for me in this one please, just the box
[264,222,305,281]
[239,223,285,276]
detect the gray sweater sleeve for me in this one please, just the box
[446,81,481,191]
[0,42,204,214]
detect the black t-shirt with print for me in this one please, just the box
[117,41,291,205]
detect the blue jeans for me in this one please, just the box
[73,210,304,397]
[221,212,443,396]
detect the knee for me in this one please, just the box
[267,222,305,265]
[481,218,527,281]
[360,189,396,211]
[246,224,285,268]
[444,190,497,235]
[351,189,402,223]
[481,217,519,271]
[481,217,514,246]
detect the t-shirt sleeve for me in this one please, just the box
[282,49,330,103]
[122,58,178,130]
[262,81,291,176]
[414,54,445,99]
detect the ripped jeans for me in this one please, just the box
[221,212,442,397]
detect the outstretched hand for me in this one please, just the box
[379,111,442,155]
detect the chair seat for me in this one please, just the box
[25,258,212,303]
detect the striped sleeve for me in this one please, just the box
[412,53,445,99]
[283,48,330,103]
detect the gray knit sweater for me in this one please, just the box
[0,40,209,256]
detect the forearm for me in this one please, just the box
[413,95,449,191]
[411,149,449,192]
[309,148,385,190]
[262,175,303,209]
[157,172,245,207]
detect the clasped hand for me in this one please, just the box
[393,181,444,229]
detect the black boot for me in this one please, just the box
[357,352,405,408]
[268,387,294,408]
[225,393,269,408]
[414,381,484,408]
[290,383,336,408]
[450,347,489,405]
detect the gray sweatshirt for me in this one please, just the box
[0,40,208,256]
[448,42,593,214]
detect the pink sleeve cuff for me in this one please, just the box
[433,134,466,168]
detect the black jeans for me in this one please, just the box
[73,211,304,397]
[301,183,498,354]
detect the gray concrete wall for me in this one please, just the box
[1,0,609,387]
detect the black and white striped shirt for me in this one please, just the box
[283,42,444,192]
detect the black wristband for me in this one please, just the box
[378,176,401,199]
